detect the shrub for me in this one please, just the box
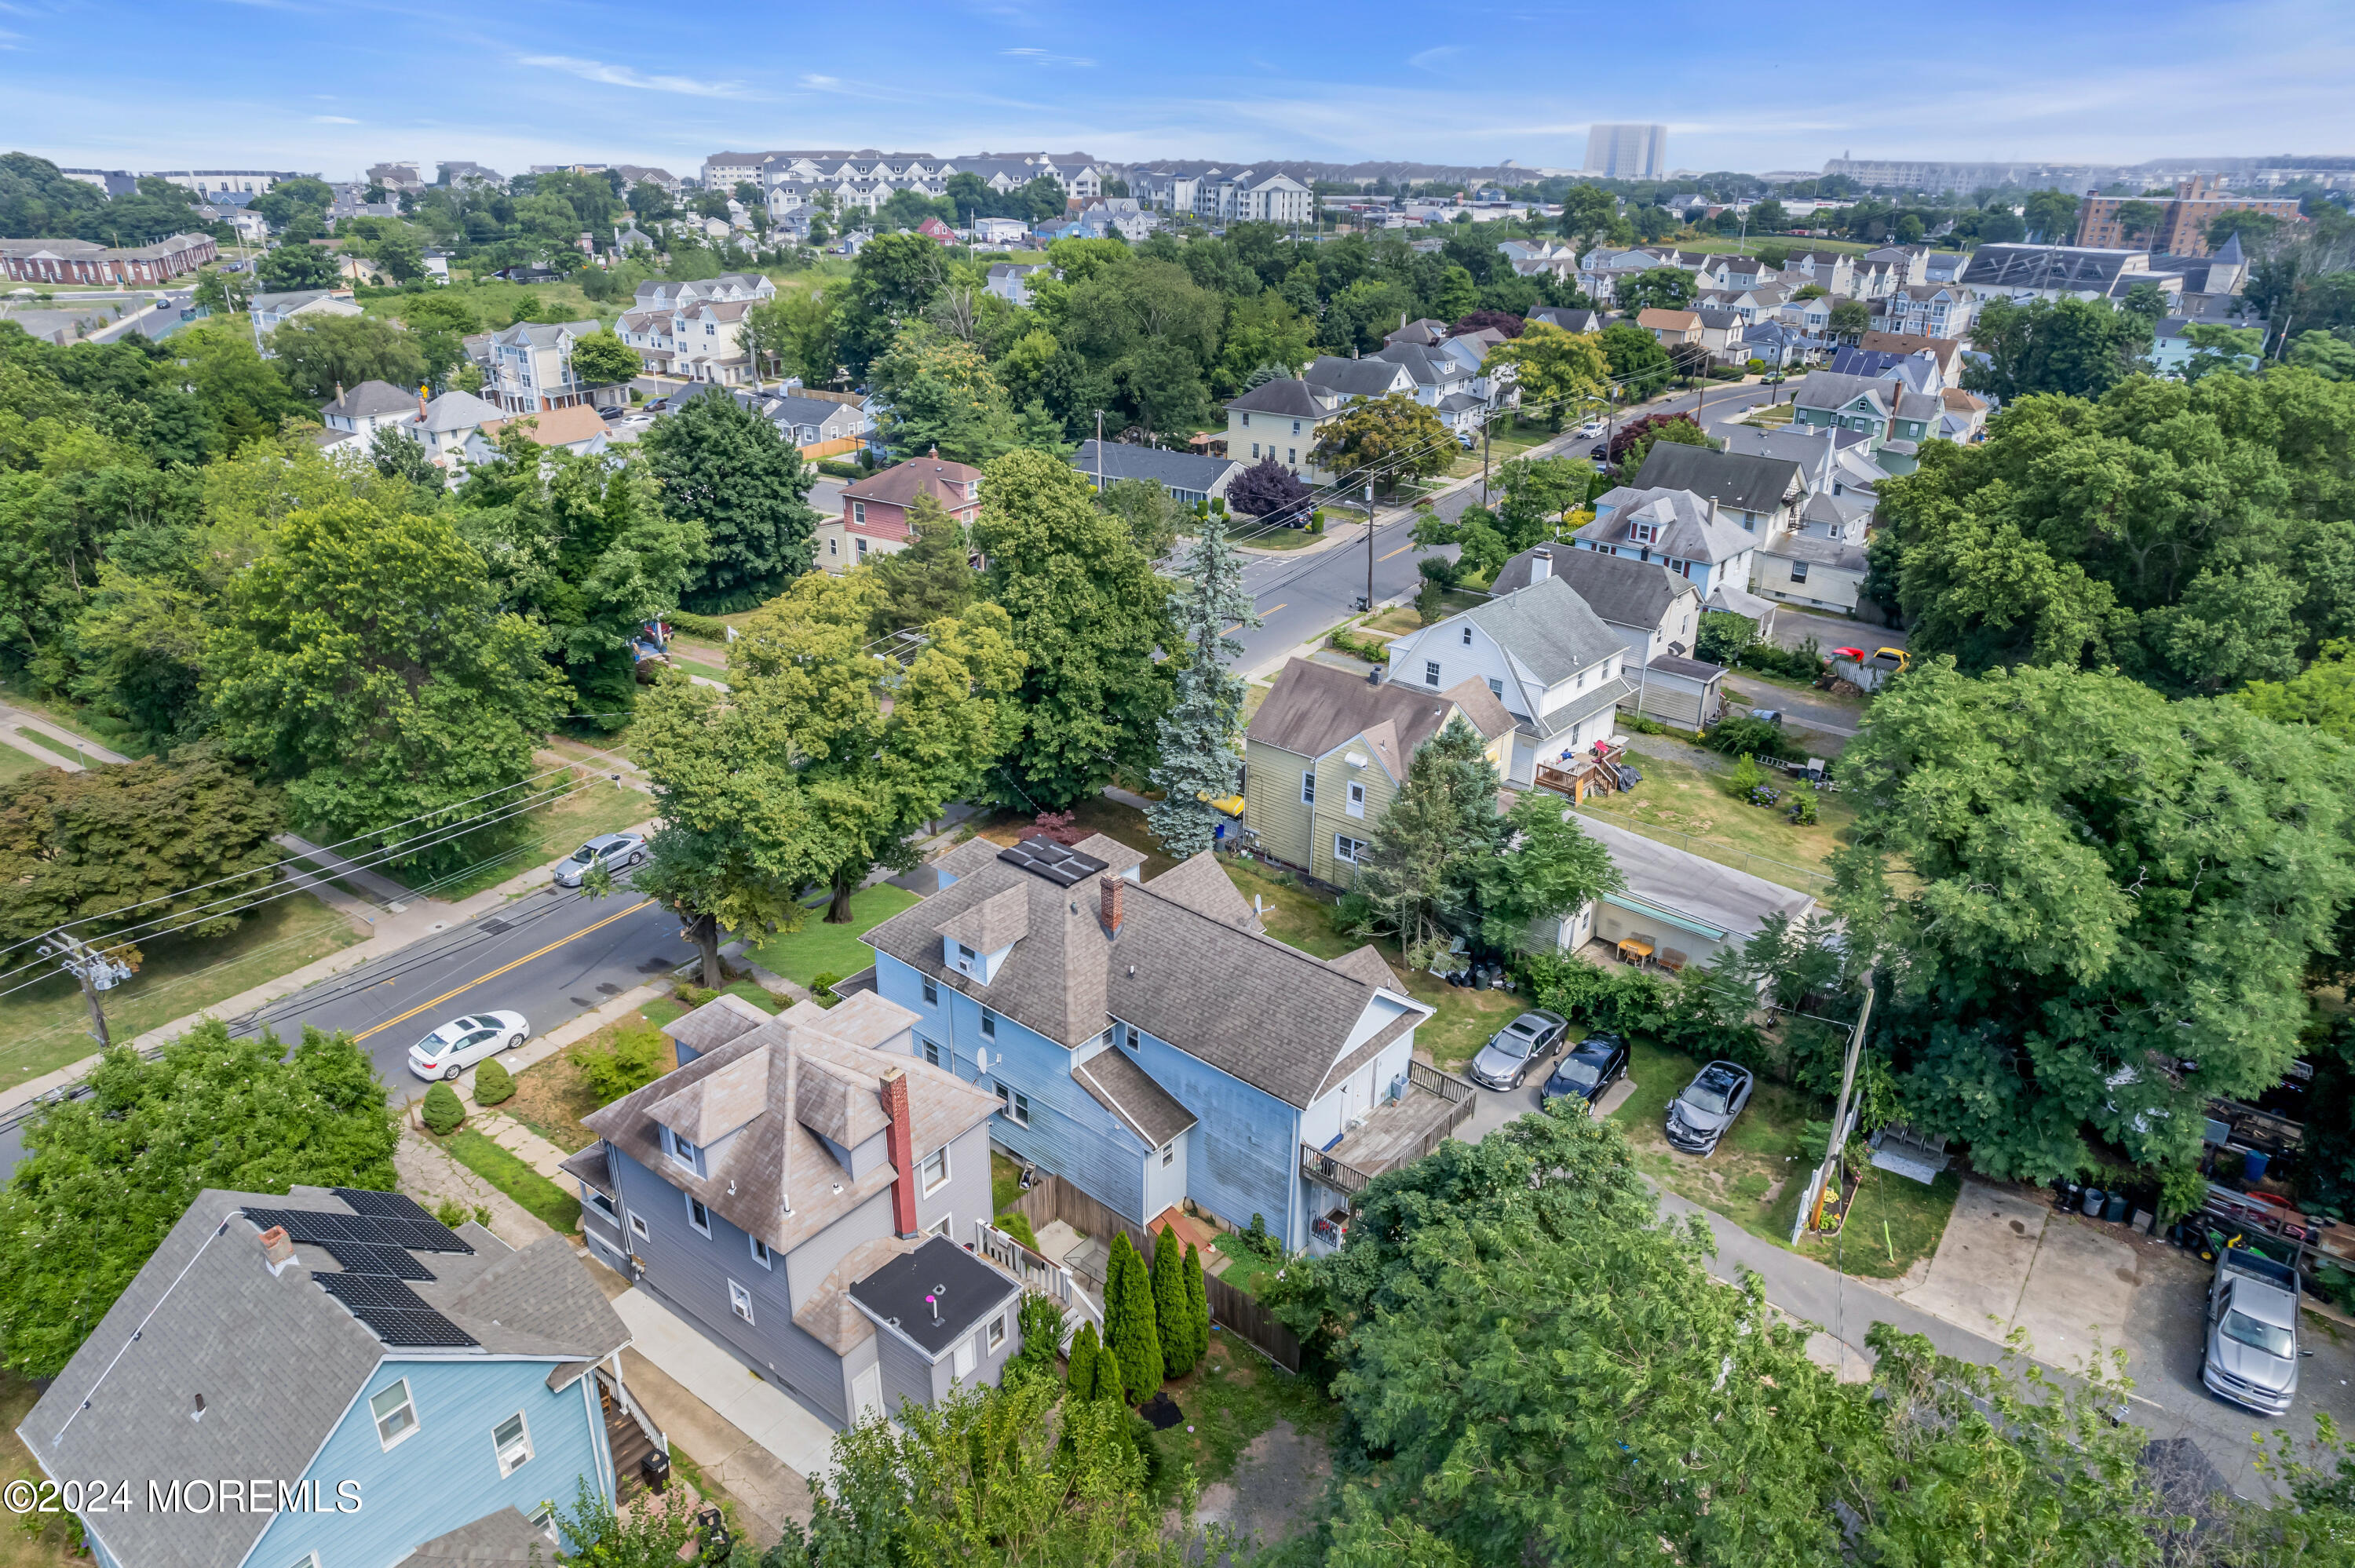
[1787,790,1820,826]
[997,1210,1040,1252]
[809,970,841,1005]
[473,1058,516,1106]
[665,609,731,640]
[1309,509,1325,534]
[818,460,864,480]
[1735,635,1827,682]
[421,1082,465,1135]
[1707,715,1802,761]
[1240,1212,1282,1262]
[433,1198,469,1229]
[1727,752,1769,797]
[1696,610,1758,666]
[1745,358,1767,374]
[672,982,715,1008]
[1706,364,1743,380]
[579,1023,670,1103]
[1326,627,1384,662]
[1415,578,1445,625]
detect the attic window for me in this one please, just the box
[1630,521,1658,545]
[1460,625,1473,646]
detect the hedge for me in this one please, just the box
[817,460,866,480]
[666,609,732,640]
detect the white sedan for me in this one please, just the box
[408,1012,530,1081]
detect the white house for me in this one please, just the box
[1534,815,1816,968]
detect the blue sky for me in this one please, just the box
[3,0,2350,178]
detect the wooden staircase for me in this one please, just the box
[600,1377,664,1502]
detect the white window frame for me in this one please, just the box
[1161,1140,1176,1168]
[922,975,938,1006]
[750,1234,773,1269]
[1300,771,1315,805]
[997,1083,1030,1125]
[921,1035,942,1067]
[1334,833,1368,864]
[587,1188,618,1220]
[629,1212,649,1242]
[1345,781,1366,819]
[1460,625,1473,645]
[666,1129,699,1173]
[920,1146,951,1194]
[370,1379,419,1450]
[980,1008,998,1039]
[988,1312,1007,1352]
[1790,560,1809,582]
[491,1411,534,1477]
[852,501,866,524]
[953,1334,978,1380]
[1630,521,1657,545]
[687,1194,712,1237]
[1423,660,1440,687]
[927,1212,954,1239]
[528,1504,557,1542]
[728,1278,755,1324]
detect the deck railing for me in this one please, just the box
[977,1220,1102,1340]
[1300,1065,1477,1198]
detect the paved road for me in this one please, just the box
[1227,381,1780,676]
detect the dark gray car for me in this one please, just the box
[1468,1009,1570,1090]
[1665,1059,1754,1154]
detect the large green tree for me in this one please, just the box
[1145,515,1255,859]
[974,449,1172,810]
[1101,1231,1163,1403]
[1831,660,2355,1179]
[1484,321,1608,430]
[869,327,1023,464]
[1310,392,1455,497]
[1963,297,2151,402]
[203,497,565,870]
[641,388,820,611]
[0,1023,398,1379]
[268,314,429,403]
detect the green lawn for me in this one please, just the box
[1798,1167,1964,1278]
[1608,1036,1824,1246]
[991,1150,1024,1216]
[407,779,656,902]
[0,892,362,1084]
[1579,736,1850,890]
[1232,523,1329,552]
[743,884,920,986]
[0,684,154,760]
[1208,1231,1283,1296]
[0,737,49,782]
[438,1126,582,1234]
[1147,1322,1332,1503]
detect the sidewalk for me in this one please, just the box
[0,702,130,771]
[608,1283,840,1483]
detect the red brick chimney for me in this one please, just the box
[1101,875,1124,935]
[881,1067,918,1237]
[257,1224,298,1276]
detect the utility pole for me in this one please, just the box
[37,932,133,1048]
[1363,480,1375,613]
[1795,974,1877,1242]
[1479,413,1492,508]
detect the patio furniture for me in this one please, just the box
[1616,937,1654,965]
[1656,947,1688,975]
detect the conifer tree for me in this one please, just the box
[1103,1231,1163,1402]
[1182,1242,1210,1371]
[1151,1230,1193,1377]
[1092,1338,1126,1404]
[1145,515,1258,859]
[1064,1321,1102,1402]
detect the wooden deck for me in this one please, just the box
[1301,1063,1477,1197]
[1533,742,1630,805]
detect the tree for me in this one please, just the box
[1555,184,1618,244]
[1413,505,1506,585]
[1101,1231,1163,1402]
[1342,716,1499,968]
[0,749,281,953]
[1962,297,2149,401]
[1448,309,1524,339]
[2290,329,2355,381]
[254,243,341,292]
[715,570,1024,922]
[1223,456,1313,523]
[1490,456,1588,551]
[1145,515,1256,859]
[2024,188,2082,241]
[1310,392,1455,497]
[568,328,640,385]
[0,1021,398,1379]
[1832,661,2355,1179]
[641,388,820,610]
[1455,789,1620,954]
[1096,479,1182,563]
[870,328,1021,464]
[367,423,438,486]
[805,1378,1185,1567]
[975,450,1172,811]
[1614,266,1696,315]
[1150,1229,1194,1377]
[1606,410,1711,473]
[1180,1242,1208,1374]
[1596,321,1672,399]
[1064,1320,1104,1401]
[1484,320,1608,430]
[834,232,949,378]
[865,494,976,636]
[268,313,428,403]
[2241,639,2355,740]
[1826,298,1870,341]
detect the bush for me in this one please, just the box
[809,971,842,1008]
[421,1082,466,1135]
[1240,1212,1282,1262]
[1415,578,1445,625]
[1309,510,1325,534]
[1744,359,1767,374]
[666,609,731,640]
[473,1058,516,1106]
[1706,715,1802,761]
[1326,627,1384,662]
[818,460,864,480]
[579,1023,670,1103]
[672,982,715,1009]
[1727,751,1769,797]
[1694,609,1758,666]
[433,1198,469,1229]
[1787,790,1820,826]
[1706,365,1743,380]
[997,1209,1040,1252]
[1736,636,1827,682]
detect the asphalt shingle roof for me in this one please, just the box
[1074,1047,1198,1147]
[1631,443,1805,516]
[321,379,418,418]
[1447,574,1626,686]
[1225,379,1335,418]
[1247,658,1510,762]
[1072,440,1240,493]
[1576,488,1758,566]
[1488,546,1696,629]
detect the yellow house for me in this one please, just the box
[1243,658,1513,888]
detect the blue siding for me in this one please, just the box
[1120,1030,1304,1248]
[875,954,1149,1222]
[250,1358,607,1568]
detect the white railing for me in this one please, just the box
[977,1221,1102,1340]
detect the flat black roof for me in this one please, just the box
[849,1237,1019,1358]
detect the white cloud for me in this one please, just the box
[1406,45,1464,70]
[999,46,1096,67]
[310,114,359,123]
[517,54,748,98]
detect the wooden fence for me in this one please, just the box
[1002,1172,1302,1374]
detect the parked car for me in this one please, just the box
[2203,1242,2306,1413]
[1576,420,1605,439]
[1468,1009,1570,1090]
[408,1012,530,1081]
[553,832,647,888]
[1664,1060,1754,1154]
[1541,1032,1629,1110]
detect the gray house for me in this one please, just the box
[567,990,1020,1428]
[1072,439,1242,508]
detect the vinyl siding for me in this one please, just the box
[1116,1026,1302,1247]
[1309,744,1401,888]
[250,1357,608,1568]
[1243,741,1315,868]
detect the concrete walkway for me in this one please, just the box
[469,1109,579,1184]
[1889,1177,2142,1373]
[608,1285,840,1484]
[274,830,418,906]
[391,1122,553,1251]
[0,702,130,770]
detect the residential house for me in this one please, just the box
[1532,815,1816,966]
[1938,387,1991,441]
[1245,657,1515,888]
[1630,443,1807,540]
[1134,162,1311,224]
[250,287,362,334]
[1576,486,1776,629]
[465,403,612,461]
[570,987,1020,1428]
[1696,254,1778,292]
[1882,283,1973,340]
[972,217,1031,246]
[1740,319,1815,367]
[1369,340,1488,436]
[1384,317,1451,347]
[1776,294,1834,334]
[632,275,777,312]
[484,320,626,414]
[1495,239,1583,280]
[1853,331,1965,385]
[1778,250,1856,295]
[1696,286,1787,326]
[1922,251,1968,283]
[24,1187,635,1568]
[1222,379,1345,483]
[320,379,422,443]
[1486,546,1719,727]
[1718,424,1887,518]
[1072,441,1241,509]
[1752,527,1871,616]
[1787,370,1942,469]
[1693,307,1747,363]
[1858,246,1930,288]
[414,388,503,470]
[985,263,1051,305]
[1637,308,1703,348]
[821,450,982,571]
[1382,574,1635,788]
[863,830,1445,1256]
[1525,304,1608,334]
[764,392,871,459]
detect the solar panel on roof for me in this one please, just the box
[349,1307,477,1347]
[376,1216,474,1254]
[246,1208,369,1245]
[318,1241,435,1280]
[331,1187,438,1223]
[998,838,1108,887]
[312,1271,431,1313]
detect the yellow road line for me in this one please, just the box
[1377,544,1415,562]
[1257,602,1287,614]
[353,899,655,1043]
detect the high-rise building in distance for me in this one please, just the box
[1585,124,1667,181]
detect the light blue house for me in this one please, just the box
[24,1187,639,1568]
[862,834,1449,1254]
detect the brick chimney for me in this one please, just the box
[1530,548,1552,583]
[881,1067,919,1237]
[1706,495,1720,526]
[1101,874,1124,935]
[258,1225,298,1276]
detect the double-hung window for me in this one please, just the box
[920,1147,951,1194]
[1423,660,1441,688]
[920,1035,942,1067]
[922,975,939,1006]
[997,1084,1031,1125]
[371,1380,418,1449]
[980,1008,998,1039]
[1300,771,1315,805]
[1334,834,1368,864]
[1345,781,1366,818]
[491,1412,533,1477]
[728,1279,755,1324]
[687,1194,711,1236]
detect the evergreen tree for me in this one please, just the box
[1064,1321,1101,1401]
[1103,1231,1163,1402]
[1181,1242,1210,1373]
[1150,1229,1193,1377]
[1145,514,1258,859]
[1091,1339,1126,1405]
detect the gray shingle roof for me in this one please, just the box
[1072,440,1240,494]
[418,388,502,434]
[1447,574,1625,686]
[404,1508,549,1568]
[1585,815,1815,939]
[864,834,1424,1108]
[322,379,418,418]
[1247,657,1510,761]
[1790,370,1896,418]
[24,1192,625,1568]
[1631,443,1805,516]
[1305,356,1414,399]
[1073,1047,1198,1147]
[1575,490,1758,566]
[937,886,1031,954]
[1521,676,1634,740]
[1223,378,1334,418]
[1488,546,1696,629]
[1764,532,1869,569]
[1645,654,1724,682]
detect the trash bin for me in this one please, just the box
[2082,1187,2105,1217]
[2244,1149,2271,1184]
[2103,1191,2130,1223]
[641,1449,670,1492]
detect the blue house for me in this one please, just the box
[24,1187,637,1568]
[862,834,1448,1254]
